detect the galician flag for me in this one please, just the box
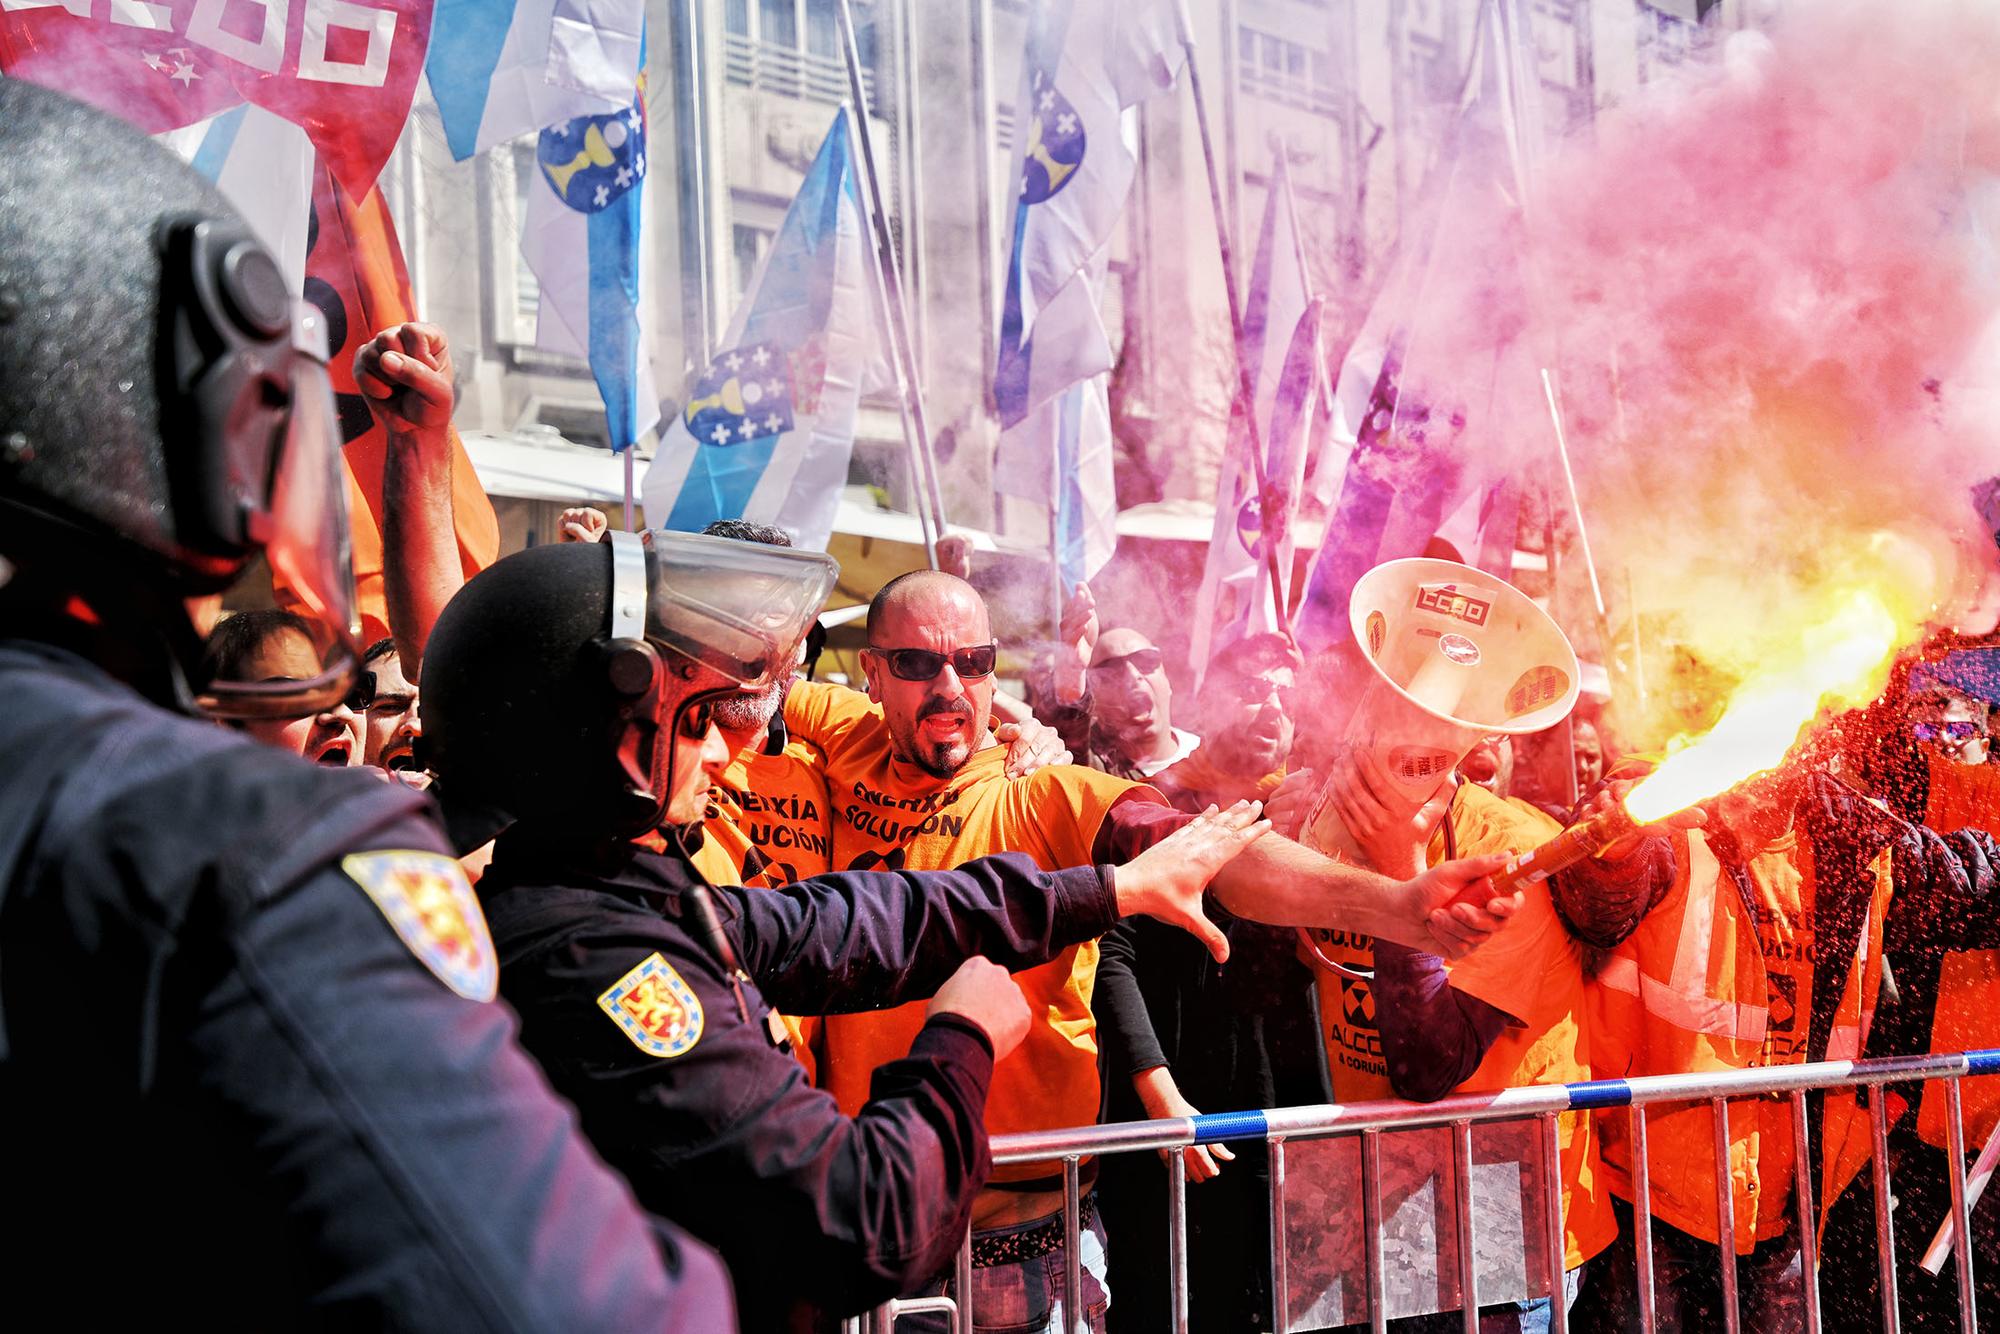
[521,33,657,452]
[1189,149,1314,674]
[994,0,1184,428]
[1295,0,1546,652]
[426,0,644,160]
[158,103,315,291]
[641,108,890,549]
[995,371,1119,594]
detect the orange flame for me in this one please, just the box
[1622,590,1901,824]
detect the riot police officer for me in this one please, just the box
[0,81,732,1329]
[418,534,1266,1330]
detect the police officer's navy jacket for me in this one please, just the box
[477,827,1122,1330]
[0,640,734,1331]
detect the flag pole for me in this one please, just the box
[835,0,944,570]
[623,448,635,531]
[1275,153,1337,423]
[1540,366,1606,619]
[1176,15,1293,639]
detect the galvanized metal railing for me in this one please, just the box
[845,1047,2000,1334]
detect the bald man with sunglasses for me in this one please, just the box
[785,570,1523,1332]
[1084,628,1202,779]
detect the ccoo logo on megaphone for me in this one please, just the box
[1302,558,1581,866]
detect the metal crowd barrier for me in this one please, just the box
[843,1047,2000,1334]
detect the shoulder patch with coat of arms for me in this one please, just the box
[341,850,498,1003]
[597,952,705,1058]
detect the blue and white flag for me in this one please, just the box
[1189,150,1313,674]
[994,0,1183,428]
[641,109,890,548]
[995,371,1118,593]
[522,47,657,451]
[158,104,315,292]
[426,0,644,161]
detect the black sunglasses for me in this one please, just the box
[1913,720,1984,743]
[1089,647,1165,677]
[676,695,719,741]
[869,643,999,682]
[341,671,376,714]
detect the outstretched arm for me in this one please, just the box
[735,803,1267,1013]
[1091,789,1520,959]
[1207,838,1516,958]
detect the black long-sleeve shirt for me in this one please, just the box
[478,833,1119,1330]
[1088,794,1332,1120]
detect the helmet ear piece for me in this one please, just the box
[602,635,667,837]
[156,215,294,579]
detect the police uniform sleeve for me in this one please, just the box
[503,903,1003,1318]
[719,851,1120,1014]
[22,743,732,1332]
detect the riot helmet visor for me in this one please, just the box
[197,302,361,720]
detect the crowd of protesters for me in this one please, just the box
[8,80,2000,1334]
[220,453,2000,1333]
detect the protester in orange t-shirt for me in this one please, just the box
[787,570,1524,1332]
[1321,755,1618,1330]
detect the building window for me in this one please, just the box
[724,0,879,110]
[1635,0,1706,79]
[731,222,773,299]
[758,0,799,48]
[1238,25,1341,120]
[494,140,586,373]
[510,142,542,342]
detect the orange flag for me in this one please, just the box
[304,163,498,645]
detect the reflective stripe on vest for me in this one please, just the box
[1595,835,1771,1044]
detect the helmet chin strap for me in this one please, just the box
[606,529,647,641]
[601,529,670,836]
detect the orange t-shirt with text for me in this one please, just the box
[687,739,834,1082]
[786,681,1152,1181]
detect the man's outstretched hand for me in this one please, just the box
[1115,800,1272,964]
[355,321,454,440]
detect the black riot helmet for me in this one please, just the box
[420,532,837,848]
[0,80,359,718]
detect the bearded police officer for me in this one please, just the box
[0,81,732,1329]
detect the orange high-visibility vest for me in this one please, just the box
[1589,822,1892,1252]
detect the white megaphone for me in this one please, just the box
[1300,557,1581,865]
